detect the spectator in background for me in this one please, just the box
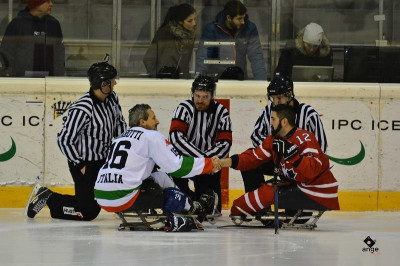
[275,22,332,77]
[0,0,64,77]
[195,0,267,80]
[143,4,197,79]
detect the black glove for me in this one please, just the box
[164,215,195,232]
[272,138,298,161]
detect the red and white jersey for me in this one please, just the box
[233,128,339,210]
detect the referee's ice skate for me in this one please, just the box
[26,186,53,218]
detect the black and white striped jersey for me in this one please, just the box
[169,100,232,158]
[251,98,328,153]
[57,90,126,166]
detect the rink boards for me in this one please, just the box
[0,78,399,210]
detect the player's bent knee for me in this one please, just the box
[258,183,274,193]
[81,214,98,221]
[256,183,274,206]
[80,208,101,221]
[163,187,187,214]
[231,196,246,216]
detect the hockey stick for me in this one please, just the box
[273,154,282,234]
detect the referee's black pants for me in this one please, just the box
[46,160,105,221]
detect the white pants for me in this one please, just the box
[149,171,175,189]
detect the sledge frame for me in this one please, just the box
[116,209,222,231]
[230,206,325,230]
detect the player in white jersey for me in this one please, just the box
[94,104,220,232]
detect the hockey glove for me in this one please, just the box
[272,138,298,161]
[164,215,194,232]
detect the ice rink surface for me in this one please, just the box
[0,208,399,266]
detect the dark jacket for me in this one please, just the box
[143,22,195,79]
[195,10,267,80]
[275,28,332,77]
[0,8,65,77]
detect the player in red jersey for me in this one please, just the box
[216,104,339,215]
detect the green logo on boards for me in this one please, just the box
[0,138,367,165]
[328,141,365,166]
[0,137,16,162]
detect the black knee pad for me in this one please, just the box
[129,178,164,211]
[278,185,327,211]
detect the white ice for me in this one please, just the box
[0,209,399,266]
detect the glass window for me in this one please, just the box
[0,0,398,82]
[277,0,400,82]
[61,0,114,77]
[120,0,151,77]
[0,1,10,37]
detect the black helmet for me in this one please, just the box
[219,66,244,80]
[87,62,117,89]
[267,73,294,99]
[191,75,217,98]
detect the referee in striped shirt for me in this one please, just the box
[26,61,126,220]
[242,73,327,192]
[169,75,232,211]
